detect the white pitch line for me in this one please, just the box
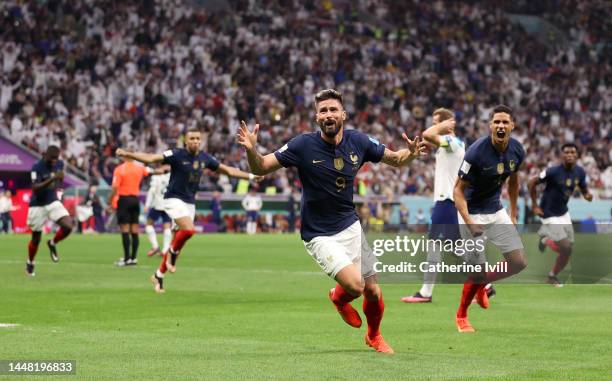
[0,323,20,328]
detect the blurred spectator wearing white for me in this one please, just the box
[242,188,262,235]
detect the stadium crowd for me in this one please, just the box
[1,0,610,198]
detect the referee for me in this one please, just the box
[108,156,165,266]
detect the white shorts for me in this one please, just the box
[27,201,70,231]
[163,198,196,226]
[303,221,377,279]
[459,208,524,264]
[538,212,574,243]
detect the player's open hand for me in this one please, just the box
[237,121,259,151]
[402,134,427,159]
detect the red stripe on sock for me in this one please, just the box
[363,295,385,339]
[546,239,561,254]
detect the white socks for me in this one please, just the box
[162,228,172,253]
[145,225,158,249]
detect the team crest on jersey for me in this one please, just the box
[566,178,572,187]
[193,161,199,170]
[349,153,359,164]
[497,163,504,174]
[334,157,344,170]
[509,160,516,172]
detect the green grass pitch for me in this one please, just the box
[1,233,611,380]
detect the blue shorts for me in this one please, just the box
[429,199,460,240]
[246,211,258,222]
[147,208,171,224]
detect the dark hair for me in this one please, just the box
[185,127,201,135]
[314,89,343,106]
[46,145,60,157]
[490,105,514,122]
[561,143,578,151]
[433,107,454,122]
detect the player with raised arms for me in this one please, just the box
[528,143,592,287]
[237,89,426,354]
[454,105,527,332]
[115,128,261,293]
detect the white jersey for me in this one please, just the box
[242,194,263,212]
[145,173,170,210]
[433,135,465,202]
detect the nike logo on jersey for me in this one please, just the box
[312,160,324,164]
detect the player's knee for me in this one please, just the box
[344,281,364,297]
[31,232,42,245]
[558,241,572,255]
[181,229,196,239]
[511,257,527,273]
[363,283,381,300]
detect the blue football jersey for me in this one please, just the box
[458,136,525,214]
[538,164,587,218]
[30,159,64,207]
[274,130,385,241]
[162,148,220,204]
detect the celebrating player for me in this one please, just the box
[528,143,593,287]
[237,89,426,354]
[402,108,496,303]
[454,105,527,332]
[25,145,73,276]
[115,128,261,293]
[144,169,172,257]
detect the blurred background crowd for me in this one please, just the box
[1,0,610,199]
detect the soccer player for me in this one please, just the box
[242,187,262,235]
[454,105,527,332]
[144,170,172,257]
[115,127,261,293]
[108,156,166,266]
[237,89,426,354]
[402,108,463,302]
[527,143,593,287]
[25,145,73,276]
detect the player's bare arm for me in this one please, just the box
[380,135,427,168]
[150,165,170,175]
[454,178,483,236]
[527,175,544,216]
[216,163,264,181]
[422,119,456,147]
[237,121,283,175]
[507,172,520,224]
[115,148,164,164]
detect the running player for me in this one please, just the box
[144,169,172,257]
[454,105,527,332]
[528,143,592,287]
[237,89,426,354]
[402,108,496,303]
[115,128,261,292]
[25,145,73,276]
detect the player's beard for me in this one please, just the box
[319,119,342,138]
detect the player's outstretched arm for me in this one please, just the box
[422,119,456,147]
[527,175,544,217]
[115,148,164,164]
[237,121,283,175]
[216,163,263,181]
[381,135,427,167]
[508,172,520,224]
